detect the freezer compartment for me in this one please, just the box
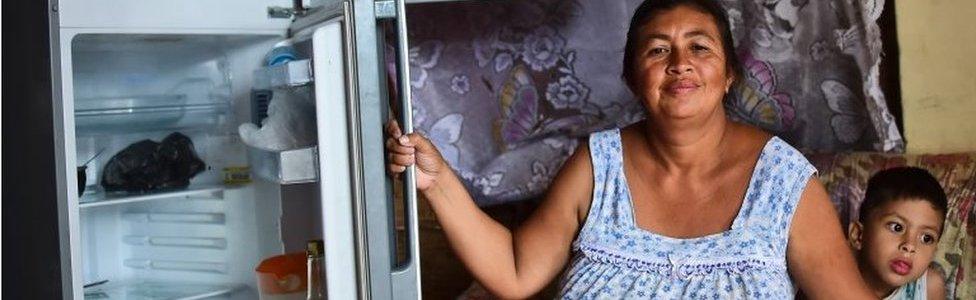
[247,146,319,184]
[70,34,281,136]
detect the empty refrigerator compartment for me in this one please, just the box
[83,280,238,300]
[124,259,227,274]
[80,184,224,208]
[247,146,318,184]
[123,235,228,249]
[122,212,225,224]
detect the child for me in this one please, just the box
[848,166,948,300]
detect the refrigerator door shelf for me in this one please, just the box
[253,59,314,89]
[247,146,319,184]
[82,280,238,300]
[79,184,224,209]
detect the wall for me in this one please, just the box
[897,0,976,154]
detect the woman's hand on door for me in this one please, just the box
[385,119,446,192]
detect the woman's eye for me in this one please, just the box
[921,234,936,245]
[886,222,904,233]
[649,47,669,55]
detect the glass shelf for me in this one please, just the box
[79,184,224,208]
[83,281,239,300]
[74,95,229,134]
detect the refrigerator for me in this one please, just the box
[45,0,433,298]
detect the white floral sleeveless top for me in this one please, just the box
[559,129,816,299]
[884,271,927,300]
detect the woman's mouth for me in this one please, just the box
[889,259,912,276]
[665,81,700,95]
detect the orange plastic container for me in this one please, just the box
[255,252,307,300]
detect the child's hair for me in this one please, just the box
[858,166,948,223]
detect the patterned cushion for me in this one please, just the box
[809,152,976,300]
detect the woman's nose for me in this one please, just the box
[666,51,693,75]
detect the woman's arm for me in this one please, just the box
[425,144,592,299]
[926,266,946,300]
[386,123,592,299]
[787,178,878,300]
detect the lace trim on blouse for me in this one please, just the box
[577,243,786,280]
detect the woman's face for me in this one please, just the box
[630,5,733,123]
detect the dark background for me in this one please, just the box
[3,0,66,299]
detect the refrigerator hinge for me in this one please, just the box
[268,0,314,19]
[267,6,298,19]
[374,0,395,19]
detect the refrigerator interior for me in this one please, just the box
[71,33,324,299]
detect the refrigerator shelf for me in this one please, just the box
[247,146,319,184]
[74,95,230,134]
[123,259,227,273]
[76,102,228,117]
[79,184,224,208]
[83,280,238,300]
[123,235,228,249]
[122,212,225,224]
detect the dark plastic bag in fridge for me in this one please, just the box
[101,132,206,193]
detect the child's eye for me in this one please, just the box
[921,234,937,245]
[886,222,904,233]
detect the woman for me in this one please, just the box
[386,0,876,298]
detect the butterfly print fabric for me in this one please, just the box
[396,0,902,205]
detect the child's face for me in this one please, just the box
[849,199,944,288]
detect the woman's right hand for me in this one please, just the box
[385,119,446,191]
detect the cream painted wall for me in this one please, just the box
[896,0,976,153]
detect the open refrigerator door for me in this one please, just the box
[55,0,428,299]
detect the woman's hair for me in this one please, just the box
[622,0,743,91]
[858,166,949,223]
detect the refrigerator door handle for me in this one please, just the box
[388,0,423,299]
